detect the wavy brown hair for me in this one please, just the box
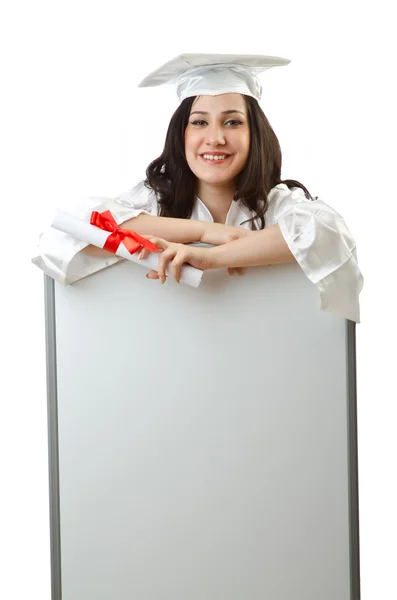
[144,95,315,229]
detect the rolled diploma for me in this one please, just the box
[51,210,203,288]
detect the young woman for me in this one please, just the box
[33,54,363,321]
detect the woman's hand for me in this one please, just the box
[139,223,295,282]
[200,224,250,275]
[139,237,218,283]
[139,237,245,281]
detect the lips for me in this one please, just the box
[199,153,232,164]
[200,153,230,158]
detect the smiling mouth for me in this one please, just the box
[199,153,231,163]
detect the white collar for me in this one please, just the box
[194,196,253,227]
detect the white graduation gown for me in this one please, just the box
[32,181,364,322]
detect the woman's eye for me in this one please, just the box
[225,119,243,126]
[190,119,243,127]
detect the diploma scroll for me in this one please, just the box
[51,210,203,288]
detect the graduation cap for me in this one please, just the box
[138,53,291,103]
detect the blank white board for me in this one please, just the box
[44,260,360,600]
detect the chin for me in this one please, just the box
[191,165,240,185]
[203,176,235,186]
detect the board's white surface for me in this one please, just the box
[53,261,352,599]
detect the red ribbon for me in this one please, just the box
[90,210,159,255]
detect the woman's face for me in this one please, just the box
[184,93,250,187]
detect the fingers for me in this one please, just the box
[139,248,150,260]
[140,235,167,251]
[227,267,245,276]
[146,270,159,279]
[141,237,177,283]
[138,234,166,260]
[157,248,178,283]
[144,247,188,284]
[170,255,185,283]
[139,236,166,276]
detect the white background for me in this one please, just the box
[1,1,396,598]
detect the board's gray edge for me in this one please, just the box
[346,319,361,600]
[44,275,62,600]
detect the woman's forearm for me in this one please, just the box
[82,214,249,257]
[82,214,206,257]
[120,214,206,243]
[121,214,250,245]
[210,224,295,268]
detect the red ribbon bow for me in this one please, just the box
[90,210,159,255]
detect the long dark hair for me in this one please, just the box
[145,95,315,229]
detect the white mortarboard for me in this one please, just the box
[138,53,290,103]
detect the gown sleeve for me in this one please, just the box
[32,180,158,285]
[267,184,364,322]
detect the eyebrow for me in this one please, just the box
[189,110,246,116]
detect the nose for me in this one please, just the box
[205,124,226,147]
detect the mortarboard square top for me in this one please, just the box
[138,53,290,103]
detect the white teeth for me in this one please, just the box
[202,154,228,161]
